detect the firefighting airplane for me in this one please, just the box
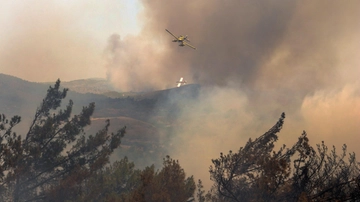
[176,77,187,87]
[165,29,196,50]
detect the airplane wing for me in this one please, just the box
[183,42,196,50]
[177,77,184,87]
[165,29,179,40]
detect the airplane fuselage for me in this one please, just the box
[172,35,187,43]
[166,29,195,49]
[172,36,188,46]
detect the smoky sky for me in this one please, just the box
[0,0,136,82]
[106,0,360,152]
[103,0,360,189]
[1,0,359,190]
[106,0,359,92]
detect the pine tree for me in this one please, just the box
[129,155,195,202]
[208,113,360,201]
[0,80,126,202]
[74,157,141,202]
[196,179,206,202]
[209,113,290,201]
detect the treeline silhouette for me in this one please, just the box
[0,81,359,201]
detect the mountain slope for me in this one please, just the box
[60,78,115,94]
[0,73,200,167]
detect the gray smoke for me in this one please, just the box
[103,0,360,189]
[1,0,358,190]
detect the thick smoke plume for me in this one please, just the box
[103,0,360,189]
[106,1,359,91]
[1,0,359,190]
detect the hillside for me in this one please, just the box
[60,78,116,94]
[0,73,200,167]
